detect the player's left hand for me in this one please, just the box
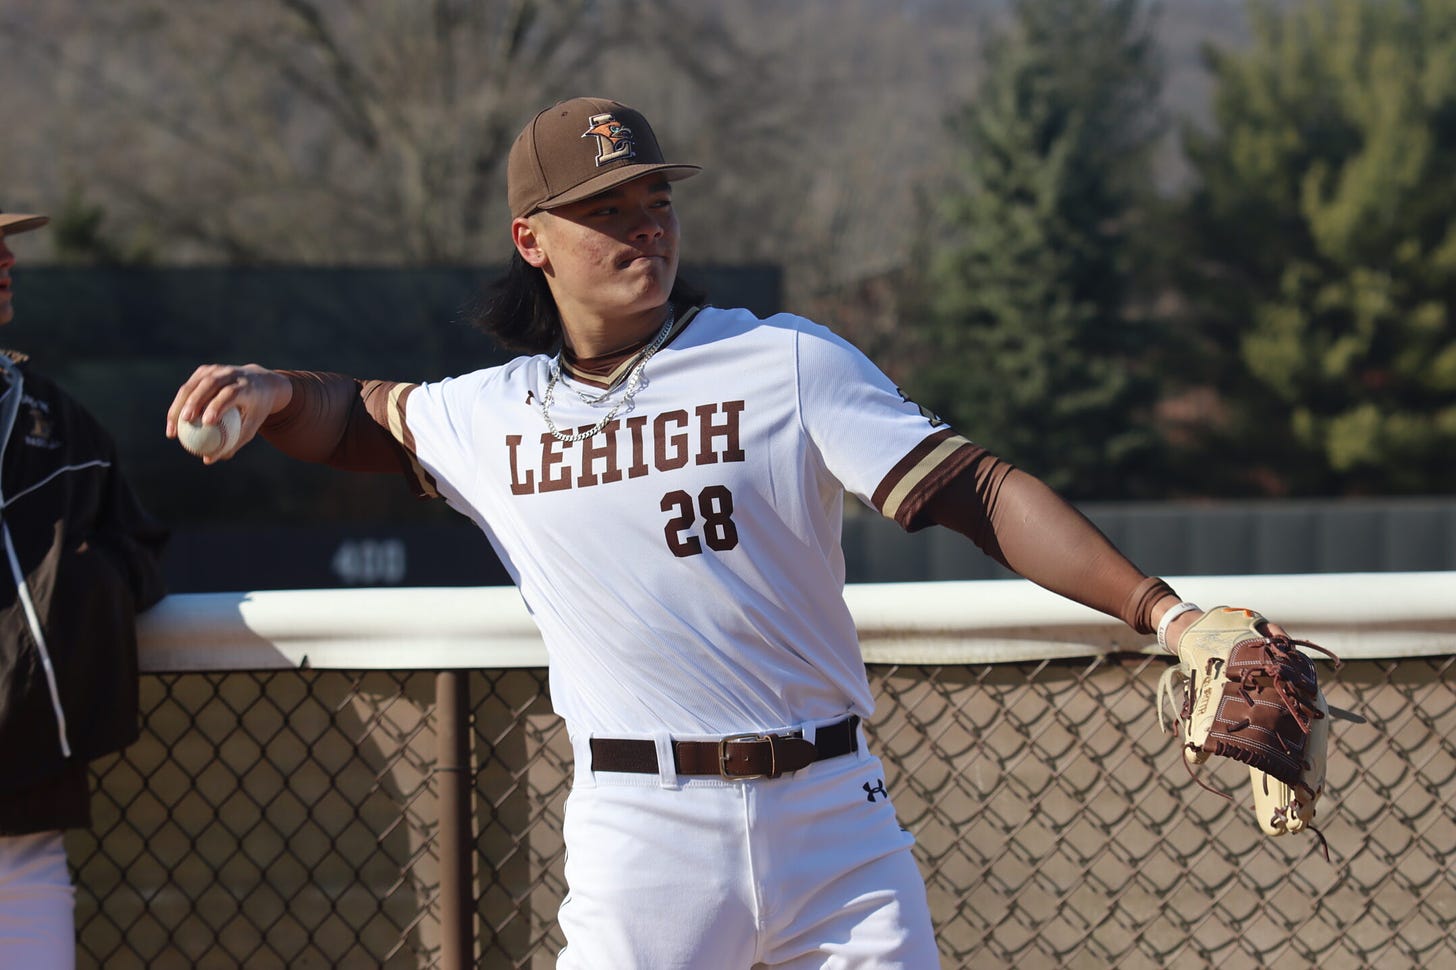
[1157,606,1354,856]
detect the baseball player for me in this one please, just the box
[166,98,1302,968]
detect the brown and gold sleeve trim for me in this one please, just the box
[360,380,439,499]
[872,428,985,528]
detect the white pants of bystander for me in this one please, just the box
[0,831,75,970]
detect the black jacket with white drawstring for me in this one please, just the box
[0,349,167,834]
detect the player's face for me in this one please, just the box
[519,175,680,329]
[0,234,16,327]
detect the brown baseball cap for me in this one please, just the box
[0,211,49,235]
[508,97,700,219]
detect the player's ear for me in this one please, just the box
[512,217,549,269]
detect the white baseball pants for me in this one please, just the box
[557,726,938,969]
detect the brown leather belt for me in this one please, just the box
[589,715,860,780]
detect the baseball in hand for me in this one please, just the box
[177,406,242,459]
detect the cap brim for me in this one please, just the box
[536,163,701,213]
[0,213,49,235]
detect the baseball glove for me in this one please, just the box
[1157,606,1343,852]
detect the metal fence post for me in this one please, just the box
[436,670,474,969]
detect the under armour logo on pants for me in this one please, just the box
[863,779,888,802]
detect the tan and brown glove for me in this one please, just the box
[1158,606,1345,848]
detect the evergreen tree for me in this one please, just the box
[909,0,1167,500]
[1179,0,1456,495]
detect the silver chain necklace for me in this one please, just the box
[540,308,675,443]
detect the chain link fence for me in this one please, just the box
[66,654,1453,969]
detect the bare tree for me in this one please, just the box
[1,1,1254,296]
[0,0,787,265]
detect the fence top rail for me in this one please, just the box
[134,572,1456,672]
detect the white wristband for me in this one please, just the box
[1157,602,1201,652]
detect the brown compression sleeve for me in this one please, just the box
[918,450,1177,635]
[260,370,411,474]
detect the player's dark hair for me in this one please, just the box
[475,252,706,356]
[474,252,558,355]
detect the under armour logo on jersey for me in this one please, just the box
[863,779,888,802]
[583,113,635,166]
[525,390,536,406]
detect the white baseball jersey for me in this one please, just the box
[388,306,978,738]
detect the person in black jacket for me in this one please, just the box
[0,209,168,968]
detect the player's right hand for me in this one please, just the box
[165,363,294,464]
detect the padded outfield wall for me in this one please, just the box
[63,575,1456,968]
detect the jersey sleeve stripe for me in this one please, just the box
[874,428,981,528]
[382,382,440,499]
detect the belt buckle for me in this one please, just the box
[718,732,774,780]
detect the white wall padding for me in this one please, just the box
[136,572,1456,671]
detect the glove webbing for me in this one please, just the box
[1159,635,1343,860]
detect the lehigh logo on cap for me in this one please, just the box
[582,113,635,167]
